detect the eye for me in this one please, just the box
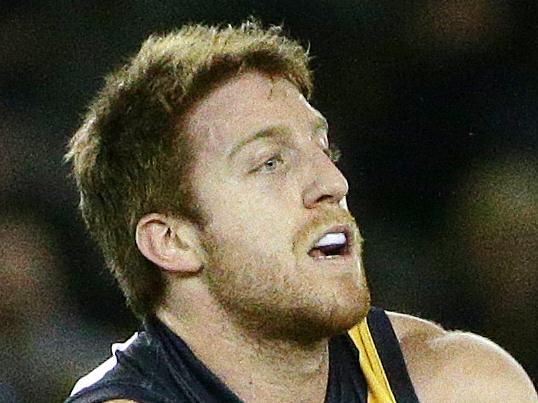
[257,154,284,173]
[323,143,342,163]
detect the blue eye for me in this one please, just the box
[259,155,283,172]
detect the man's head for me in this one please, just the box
[67,20,370,336]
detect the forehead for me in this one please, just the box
[182,71,323,151]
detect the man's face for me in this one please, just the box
[182,71,370,341]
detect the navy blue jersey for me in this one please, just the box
[66,307,418,402]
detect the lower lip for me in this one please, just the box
[310,254,352,261]
[308,251,356,266]
[308,243,353,259]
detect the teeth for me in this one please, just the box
[314,232,346,248]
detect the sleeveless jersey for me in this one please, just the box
[65,307,418,402]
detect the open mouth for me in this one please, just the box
[307,225,352,259]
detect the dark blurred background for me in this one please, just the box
[1,1,537,401]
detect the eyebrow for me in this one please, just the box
[227,125,292,160]
[227,118,329,160]
[316,116,329,133]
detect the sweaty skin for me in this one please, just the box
[131,71,538,403]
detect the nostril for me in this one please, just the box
[316,194,333,204]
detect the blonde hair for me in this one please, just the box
[66,20,313,318]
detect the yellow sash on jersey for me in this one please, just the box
[347,318,397,403]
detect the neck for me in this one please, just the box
[156,296,330,403]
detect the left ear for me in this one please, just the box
[135,213,205,274]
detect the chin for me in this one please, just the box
[251,286,371,344]
[304,288,371,341]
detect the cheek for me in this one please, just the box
[210,216,287,258]
[197,174,303,255]
[203,210,296,277]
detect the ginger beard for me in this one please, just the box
[180,72,371,343]
[198,208,371,343]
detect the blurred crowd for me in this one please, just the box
[1,1,536,401]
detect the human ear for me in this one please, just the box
[135,213,203,273]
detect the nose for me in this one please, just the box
[302,152,349,209]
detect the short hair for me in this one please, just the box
[65,19,313,318]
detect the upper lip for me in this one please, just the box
[308,224,352,251]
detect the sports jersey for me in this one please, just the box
[65,307,418,402]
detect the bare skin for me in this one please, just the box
[388,312,538,402]
[118,72,537,403]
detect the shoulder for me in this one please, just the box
[386,311,537,402]
[67,331,167,403]
[70,333,142,396]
